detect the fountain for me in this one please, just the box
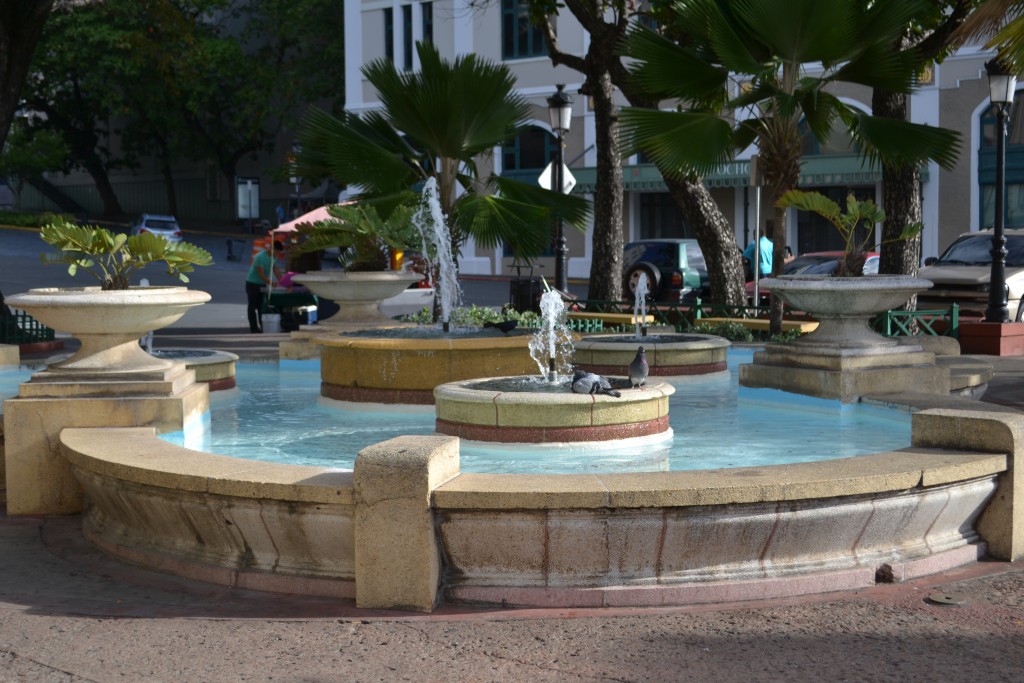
[413,177,462,333]
[528,289,574,382]
[312,181,537,404]
[634,271,649,338]
[573,270,730,376]
[434,287,675,444]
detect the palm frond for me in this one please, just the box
[366,42,530,160]
[619,108,736,178]
[622,25,727,103]
[731,0,860,63]
[847,111,961,172]
[298,107,420,194]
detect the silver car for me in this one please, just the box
[130,213,182,243]
[917,229,1024,320]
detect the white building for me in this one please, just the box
[346,1,1017,277]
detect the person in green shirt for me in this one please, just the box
[246,240,284,333]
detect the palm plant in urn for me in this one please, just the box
[765,190,932,349]
[6,217,213,375]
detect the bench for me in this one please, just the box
[697,317,819,333]
[566,312,656,326]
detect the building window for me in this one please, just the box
[979,91,1024,228]
[422,2,433,45]
[502,0,548,60]
[638,192,692,240]
[384,8,394,62]
[502,126,556,171]
[402,4,413,70]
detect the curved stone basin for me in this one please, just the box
[315,333,543,405]
[574,333,730,376]
[434,376,674,444]
[57,404,1016,612]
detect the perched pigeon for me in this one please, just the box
[629,346,649,389]
[483,320,518,334]
[571,371,621,398]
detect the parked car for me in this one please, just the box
[746,250,880,305]
[917,229,1024,320]
[622,238,709,303]
[130,213,182,243]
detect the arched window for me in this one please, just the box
[979,91,1024,229]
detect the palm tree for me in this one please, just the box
[956,1,1024,70]
[620,0,961,333]
[296,41,589,272]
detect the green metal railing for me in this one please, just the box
[1,311,56,345]
[563,296,960,338]
[872,304,959,337]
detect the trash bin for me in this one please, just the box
[509,277,542,313]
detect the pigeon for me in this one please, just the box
[629,346,649,389]
[571,371,622,398]
[483,320,518,334]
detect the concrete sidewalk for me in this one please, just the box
[0,514,1021,681]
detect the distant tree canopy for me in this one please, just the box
[11,0,344,217]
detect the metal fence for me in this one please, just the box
[1,311,56,345]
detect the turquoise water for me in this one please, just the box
[1,351,913,474]
[165,348,912,474]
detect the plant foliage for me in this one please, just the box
[776,189,921,276]
[39,217,213,290]
[289,203,419,272]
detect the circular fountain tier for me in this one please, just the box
[573,333,730,376]
[151,348,239,391]
[434,376,674,444]
[316,331,544,405]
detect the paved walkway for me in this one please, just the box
[4,338,1024,681]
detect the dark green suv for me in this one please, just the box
[622,239,709,303]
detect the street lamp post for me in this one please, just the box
[985,59,1017,323]
[547,84,573,293]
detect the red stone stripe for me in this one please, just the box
[578,361,726,376]
[322,382,435,405]
[205,377,237,392]
[435,415,670,443]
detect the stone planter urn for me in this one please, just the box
[762,275,933,350]
[291,271,425,324]
[740,275,947,402]
[5,286,210,375]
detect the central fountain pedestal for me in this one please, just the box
[434,377,674,444]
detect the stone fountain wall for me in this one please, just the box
[54,408,1024,613]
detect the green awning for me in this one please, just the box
[503,154,927,194]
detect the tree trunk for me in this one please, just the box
[662,175,746,307]
[0,1,54,153]
[160,158,179,218]
[585,72,624,301]
[873,87,922,315]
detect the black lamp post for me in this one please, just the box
[985,59,1017,323]
[547,84,573,293]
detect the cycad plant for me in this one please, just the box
[40,216,212,290]
[621,0,961,331]
[297,42,590,267]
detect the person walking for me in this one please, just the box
[743,234,773,280]
[245,240,284,333]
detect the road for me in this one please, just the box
[0,227,579,333]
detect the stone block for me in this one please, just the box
[353,435,460,611]
[912,409,1024,560]
[4,381,208,515]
